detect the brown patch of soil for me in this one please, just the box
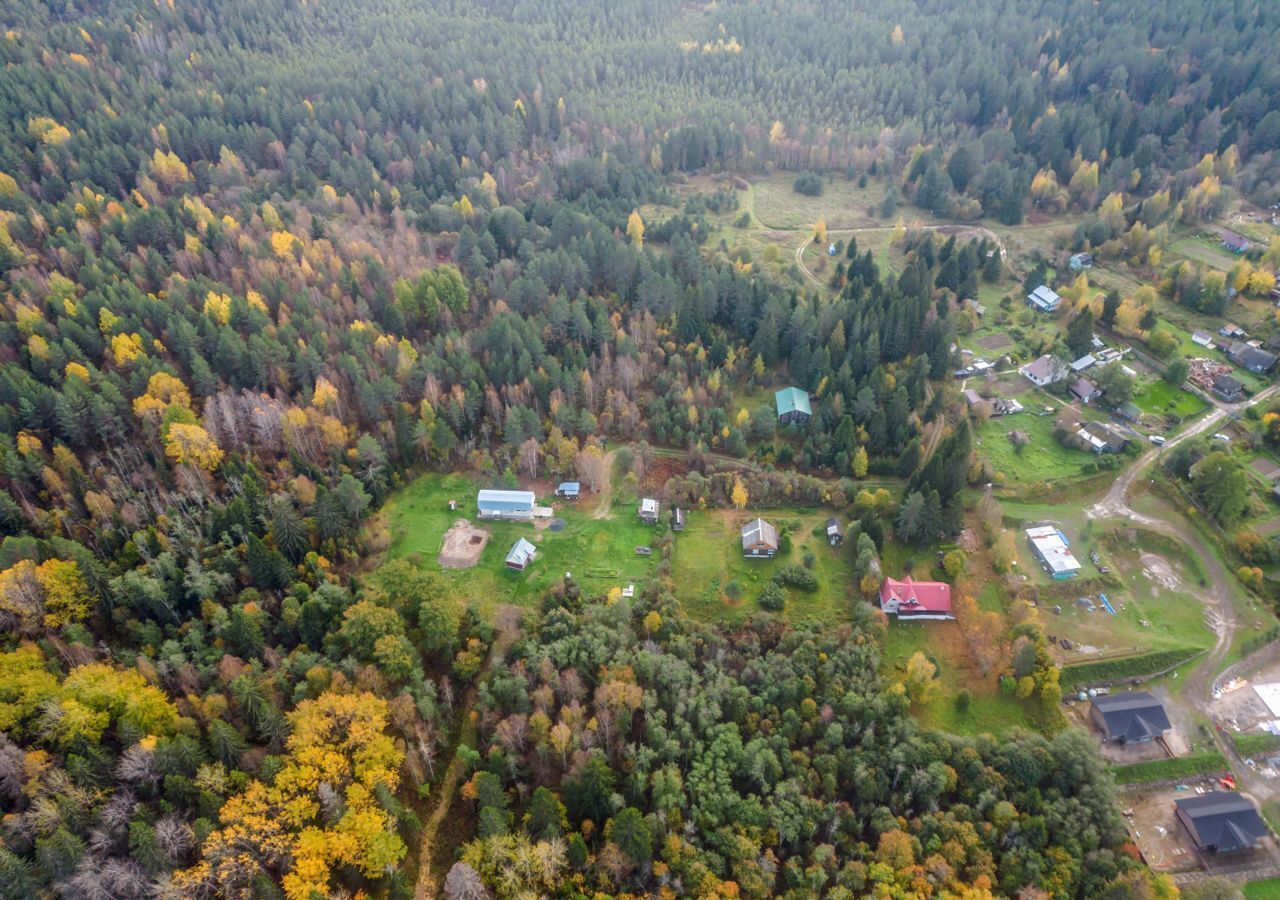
[438,519,490,568]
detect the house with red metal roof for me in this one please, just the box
[879,577,954,621]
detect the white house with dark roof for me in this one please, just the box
[1020,355,1067,387]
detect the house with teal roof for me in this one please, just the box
[774,387,812,425]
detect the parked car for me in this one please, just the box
[1149,435,1166,445]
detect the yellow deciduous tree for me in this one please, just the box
[270,230,298,258]
[149,149,191,189]
[109,332,144,366]
[34,558,91,629]
[132,371,192,422]
[177,691,406,900]
[852,445,869,478]
[902,651,939,707]
[312,376,339,410]
[164,423,225,471]
[28,117,71,146]
[730,477,748,509]
[627,209,645,247]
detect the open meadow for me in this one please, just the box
[382,473,660,617]
[668,506,857,624]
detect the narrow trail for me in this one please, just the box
[591,448,618,519]
[413,619,520,899]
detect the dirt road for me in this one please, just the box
[1086,384,1280,805]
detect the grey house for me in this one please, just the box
[1213,374,1245,402]
[1176,792,1266,854]
[1089,692,1171,744]
[741,518,779,558]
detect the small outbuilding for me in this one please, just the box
[505,538,537,571]
[775,387,813,425]
[639,498,660,524]
[825,517,844,547]
[671,508,685,532]
[1176,792,1266,854]
[1070,378,1101,404]
[1090,692,1171,744]
[555,482,581,500]
[1070,354,1097,373]
[1069,252,1093,271]
[741,517,779,558]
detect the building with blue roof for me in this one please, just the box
[1026,284,1061,313]
[556,482,580,500]
[774,387,812,424]
[505,537,537,571]
[477,489,535,520]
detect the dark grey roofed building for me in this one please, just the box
[1089,692,1171,744]
[1175,792,1266,854]
[1214,374,1245,402]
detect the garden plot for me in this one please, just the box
[437,519,489,569]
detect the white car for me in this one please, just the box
[1213,433,1231,442]
[1149,435,1166,445]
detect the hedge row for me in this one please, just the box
[1110,751,1230,786]
[1060,647,1203,689]
[1233,732,1280,758]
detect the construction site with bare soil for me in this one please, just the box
[437,519,489,569]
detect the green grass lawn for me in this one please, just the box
[1132,378,1208,420]
[880,620,1032,735]
[975,407,1095,485]
[1170,235,1241,273]
[382,473,659,617]
[1246,877,1280,900]
[669,507,856,624]
[747,171,910,231]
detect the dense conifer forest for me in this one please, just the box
[0,0,1274,896]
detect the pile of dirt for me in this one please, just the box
[1140,553,1183,591]
[438,519,489,569]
